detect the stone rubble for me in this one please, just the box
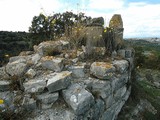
[46,71,72,93]
[68,63,86,78]
[62,83,95,115]
[41,56,64,72]
[90,62,116,79]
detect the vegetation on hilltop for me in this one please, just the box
[0,31,33,66]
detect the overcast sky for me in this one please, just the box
[0,0,160,38]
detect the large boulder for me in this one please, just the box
[87,78,111,99]
[68,63,86,78]
[62,83,95,115]
[90,62,115,79]
[6,61,28,76]
[31,53,42,64]
[34,40,69,56]
[113,60,129,74]
[0,80,10,91]
[23,78,46,93]
[41,56,64,72]
[90,17,104,26]
[37,92,59,109]
[8,55,32,63]
[0,67,9,80]
[47,71,72,93]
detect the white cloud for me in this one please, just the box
[38,0,62,15]
[86,0,160,37]
[121,2,160,37]
[89,0,124,10]
[0,0,62,32]
[0,0,160,37]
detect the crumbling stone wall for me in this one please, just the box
[0,14,134,120]
[0,40,134,120]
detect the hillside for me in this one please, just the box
[0,31,32,66]
[118,38,160,120]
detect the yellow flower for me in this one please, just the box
[0,99,4,104]
[104,29,107,32]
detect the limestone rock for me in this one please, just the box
[90,17,104,26]
[37,92,59,104]
[126,57,134,70]
[113,60,129,73]
[118,49,134,59]
[62,83,95,115]
[109,14,123,28]
[111,73,129,91]
[71,58,79,64]
[0,80,10,91]
[31,53,41,64]
[41,103,53,109]
[122,86,131,101]
[9,56,28,63]
[101,108,115,120]
[125,49,134,58]
[59,40,70,50]
[111,51,117,59]
[6,61,28,76]
[90,99,105,119]
[87,78,111,99]
[109,14,124,50]
[68,63,86,78]
[22,95,37,111]
[77,51,85,59]
[105,95,115,109]
[47,71,72,93]
[117,49,126,58]
[0,67,9,80]
[114,86,127,102]
[41,56,64,72]
[19,51,34,56]
[23,78,46,93]
[90,62,115,79]
[25,68,36,78]
[34,41,63,56]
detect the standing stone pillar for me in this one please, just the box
[85,26,104,56]
[109,14,124,50]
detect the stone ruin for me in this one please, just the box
[66,14,124,57]
[0,14,134,120]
